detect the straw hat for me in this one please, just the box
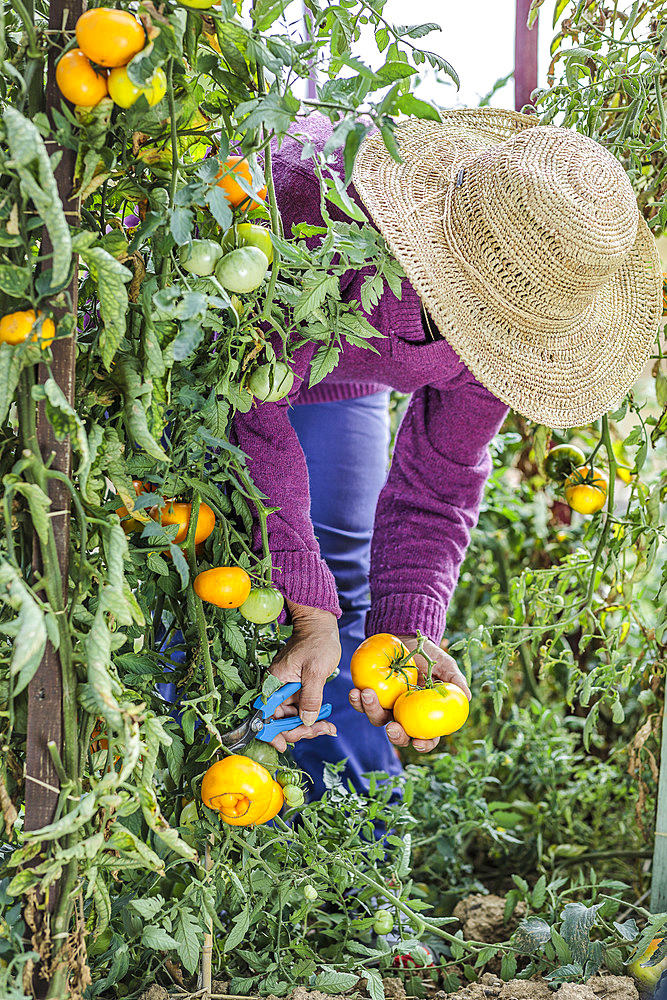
[352,108,662,428]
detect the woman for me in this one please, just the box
[232,110,661,797]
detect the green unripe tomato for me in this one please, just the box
[214,246,268,293]
[282,783,305,808]
[275,769,293,787]
[545,443,586,482]
[303,884,318,901]
[373,909,394,935]
[222,223,274,264]
[239,586,284,624]
[179,239,223,277]
[244,739,280,772]
[248,362,294,403]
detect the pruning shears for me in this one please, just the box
[220,681,333,751]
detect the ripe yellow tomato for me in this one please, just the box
[55,50,108,107]
[76,9,146,68]
[215,156,267,210]
[616,465,634,484]
[628,938,667,988]
[0,309,55,348]
[247,781,284,826]
[194,566,252,608]
[150,500,215,545]
[200,755,274,825]
[393,683,470,739]
[108,66,166,109]
[564,465,608,515]
[350,633,418,710]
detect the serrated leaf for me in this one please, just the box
[294,274,340,324]
[4,108,72,287]
[225,908,249,952]
[361,969,384,1000]
[309,343,340,387]
[221,621,247,659]
[500,952,517,980]
[0,561,48,697]
[129,896,164,920]
[514,917,551,954]
[141,925,179,952]
[174,907,203,974]
[78,246,131,369]
[313,967,359,994]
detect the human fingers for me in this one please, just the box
[269,719,337,751]
[348,687,393,727]
[429,648,471,700]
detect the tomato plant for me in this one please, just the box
[1,0,666,996]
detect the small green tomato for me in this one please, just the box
[282,783,305,808]
[214,246,269,293]
[222,222,274,264]
[179,239,223,277]
[373,909,394,935]
[303,884,318,901]
[239,586,284,624]
[248,362,294,403]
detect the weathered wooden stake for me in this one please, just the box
[514,0,539,111]
[24,0,81,995]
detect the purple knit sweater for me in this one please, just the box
[232,115,508,642]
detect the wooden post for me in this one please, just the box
[514,0,538,111]
[24,1,81,994]
[651,715,667,911]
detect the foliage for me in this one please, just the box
[0,0,665,997]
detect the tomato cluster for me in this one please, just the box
[544,442,618,515]
[56,9,165,110]
[0,309,55,349]
[351,633,470,741]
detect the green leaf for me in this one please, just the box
[33,378,90,476]
[293,274,340,324]
[225,908,250,952]
[0,561,47,697]
[559,901,602,964]
[129,896,164,920]
[4,108,72,288]
[221,620,247,659]
[0,343,25,425]
[175,908,203,974]
[141,925,179,952]
[0,263,30,297]
[551,927,572,964]
[78,246,131,369]
[500,952,517,980]
[313,967,359,993]
[309,343,341,388]
[360,969,384,1000]
[513,917,551,954]
[396,93,442,122]
[113,358,170,463]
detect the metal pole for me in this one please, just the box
[514,0,538,111]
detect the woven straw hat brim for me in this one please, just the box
[352,109,662,428]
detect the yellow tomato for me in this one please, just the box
[150,500,215,546]
[393,683,470,739]
[628,938,667,988]
[76,9,146,68]
[0,310,55,349]
[108,66,166,109]
[201,755,274,825]
[55,50,108,107]
[564,466,608,515]
[194,567,252,608]
[350,633,418,710]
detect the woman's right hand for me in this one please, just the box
[267,601,341,752]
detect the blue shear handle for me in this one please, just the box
[253,681,302,718]
[257,702,333,743]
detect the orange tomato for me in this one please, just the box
[564,465,608,515]
[150,500,215,545]
[76,8,146,68]
[194,566,252,608]
[350,633,418,710]
[215,156,267,210]
[200,755,274,825]
[56,49,109,107]
[393,683,470,739]
[237,780,284,826]
[0,310,55,349]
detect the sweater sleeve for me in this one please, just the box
[365,370,508,642]
[230,341,342,617]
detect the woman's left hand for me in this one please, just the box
[348,634,470,753]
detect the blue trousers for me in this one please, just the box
[288,394,403,798]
